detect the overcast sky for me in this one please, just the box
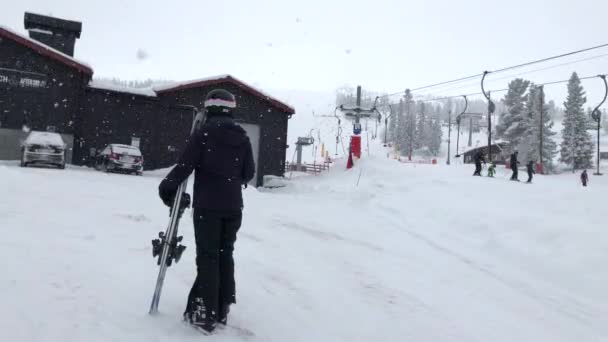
[2,0,608,107]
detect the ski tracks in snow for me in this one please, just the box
[375,201,608,340]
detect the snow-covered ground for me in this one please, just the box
[1,141,607,342]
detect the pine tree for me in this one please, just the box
[397,90,416,158]
[396,99,406,153]
[428,110,443,156]
[560,72,594,169]
[415,101,427,150]
[497,78,530,151]
[388,102,398,143]
[519,85,558,172]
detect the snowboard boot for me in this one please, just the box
[218,303,231,326]
[187,298,216,334]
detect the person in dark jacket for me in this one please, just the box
[510,151,520,181]
[581,169,589,187]
[526,160,536,183]
[158,89,255,333]
[473,151,486,176]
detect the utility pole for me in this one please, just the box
[406,96,413,161]
[539,85,544,174]
[447,110,452,165]
[487,90,493,161]
[455,116,461,157]
[468,117,473,147]
[481,72,495,162]
[455,95,468,158]
[591,75,607,175]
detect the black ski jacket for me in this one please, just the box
[159,115,255,211]
[475,152,486,164]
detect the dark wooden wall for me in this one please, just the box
[0,36,89,134]
[158,82,290,185]
[80,88,194,169]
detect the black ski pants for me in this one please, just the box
[185,208,242,318]
[511,167,518,180]
[527,171,533,183]
[473,161,482,176]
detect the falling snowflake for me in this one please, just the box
[345,49,352,55]
[136,49,149,61]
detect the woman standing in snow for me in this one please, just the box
[159,89,255,334]
[581,170,589,187]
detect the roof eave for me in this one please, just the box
[156,75,295,115]
[0,26,93,76]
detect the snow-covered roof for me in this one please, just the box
[462,142,508,155]
[0,25,93,75]
[28,28,53,35]
[88,75,295,114]
[111,144,142,156]
[154,74,295,114]
[88,79,157,97]
[152,74,232,93]
[24,131,66,147]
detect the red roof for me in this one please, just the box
[154,75,295,115]
[0,26,93,76]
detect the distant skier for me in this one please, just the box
[526,161,536,183]
[158,89,255,333]
[510,151,520,181]
[487,162,496,177]
[473,151,486,176]
[581,169,589,187]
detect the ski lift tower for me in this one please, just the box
[338,86,379,161]
[294,136,314,171]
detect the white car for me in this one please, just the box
[21,131,67,169]
[95,144,144,176]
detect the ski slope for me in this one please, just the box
[1,145,607,342]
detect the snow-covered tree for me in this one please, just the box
[518,85,558,172]
[387,102,398,143]
[496,78,530,151]
[415,101,427,150]
[427,110,443,156]
[560,72,594,169]
[397,90,416,158]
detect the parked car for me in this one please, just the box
[95,144,144,175]
[21,131,66,169]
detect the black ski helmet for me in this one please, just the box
[204,89,236,115]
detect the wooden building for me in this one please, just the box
[0,12,295,186]
[462,143,508,164]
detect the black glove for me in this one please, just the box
[159,179,178,207]
[179,192,191,210]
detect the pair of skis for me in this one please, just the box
[149,110,205,315]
